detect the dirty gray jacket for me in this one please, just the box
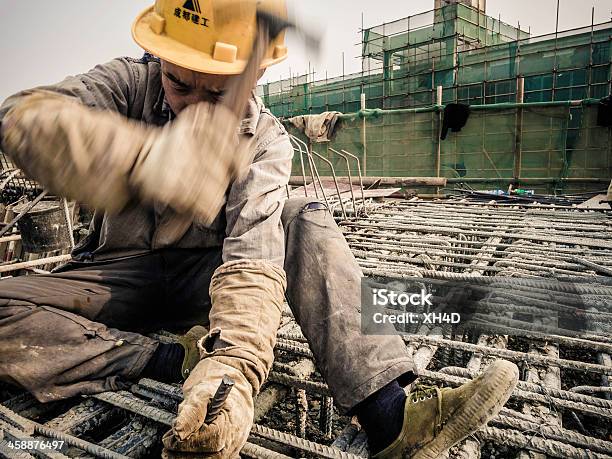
[0,54,293,267]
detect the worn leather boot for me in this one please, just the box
[177,325,209,380]
[374,360,519,459]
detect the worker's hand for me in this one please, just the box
[131,101,253,225]
[162,358,254,459]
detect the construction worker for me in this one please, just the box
[0,1,519,457]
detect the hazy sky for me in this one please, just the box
[0,0,610,101]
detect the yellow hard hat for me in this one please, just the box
[132,0,288,75]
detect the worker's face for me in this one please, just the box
[161,60,235,114]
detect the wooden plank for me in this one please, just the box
[576,194,611,210]
[290,182,400,199]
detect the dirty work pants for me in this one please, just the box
[0,198,414,413]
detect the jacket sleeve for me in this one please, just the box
[222,112,293,268]
[0,60,246,224]
[0,58,136,124]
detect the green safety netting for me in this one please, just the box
[262,3,611,194]
[286,101,611,195]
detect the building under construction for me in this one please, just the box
[259,0,612,194]
[0,1,611,458]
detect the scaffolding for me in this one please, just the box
[258,3,612,115]
[257,3,612,193]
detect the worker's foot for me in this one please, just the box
[141,326,208,383]
[177,325,209,380]
[373,360,519,459]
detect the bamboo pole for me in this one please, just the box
[289,176,447,187]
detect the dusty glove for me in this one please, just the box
[162,259,287,458]
[0,91,251,224]
[161,359,253,458]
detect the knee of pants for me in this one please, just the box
[281,197,348,253]
[281,197,330,229]
[281,197,361,299]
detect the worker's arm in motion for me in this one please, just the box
[0,58,247,224]
[163,111,293,458]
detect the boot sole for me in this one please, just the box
[410,360,519,459]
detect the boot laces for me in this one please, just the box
[408,385,443,431]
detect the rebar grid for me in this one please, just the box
[334,197,612,458]
[1,198,611,458]
[342,199,612,276]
